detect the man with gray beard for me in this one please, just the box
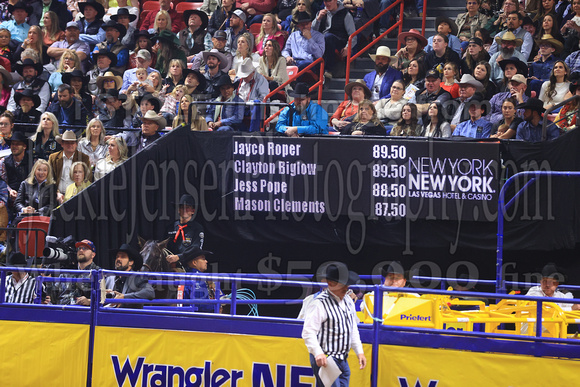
[489,30,526,84]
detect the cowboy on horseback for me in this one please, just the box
[165,194,204,265]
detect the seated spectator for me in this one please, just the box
[127,31,156,70]
[122,110,165,154]
[415,69,452,117]
[281,11,324,71]
[485,0,518,35]
[200,0,221,17]
[538,60,571,110]
[473,61,497,101]
[497,57,528,91]
[77,0,106,50]
[130,93,161,129]
[4,252,45,304]
[0,28,13,65]
[281,0,311,33]
[140,0,184,34]
[532,0,558,24]
[63,161,91,202]
[180,248,216,313]
[236,58,269,131]
[488,11,533,61]
[78,119,108,167]
[94,20,129,74]
[47,22,90,73]
[94,135,128,179]
[151,30,186,78]
[109,8,138,50]
[257,39,289,95]
[172,94,208,131]
[276,82,329,136]
[32,112,62,161]
[376,80,407,129]
[225,10,253,57]
[425,17,462,55]
[0,63,11,110]
[537,13,565,45]
[331,79,370,130]
[455,0,490,42]
[31,0,71,33]
[390,102,421,136]
[340,99,386,135]
[13,88,40,124]
[206,76,244,131]
[48,130,92,203]
[15,158,57,216]
[160,84,186,122]
[343,0,378,53]
[561,0,580,57]
[162,59,185,95]
[178,9,211,63]
[489,32,526,84]
[207,0,236,37]
[364,46,402,102]
[450,74,484,130]
[7,58,50,113]
[424,33,461,72]
[441,62,460,99]
[525,263,579,310]
[490,97,521,138]
[107,243,155,309]
[488,73,529,124]
[254,13,286,56]
[312,0,355,78]
[97,89,130,129]
[183,68,207,98]
[96,71,123,101]
[522,17,539,61]
[421,101,452,137]
[0,1,30,43]
[402,59,426,103]
[47,84,91,128]
[475,27,493,51]
[0,110,13,150]
[236,0,277,19]
[87,49,118,95]
[0,131,33,210]
[64,70,93,116]
[453,100,492,138]
[192,30,233,72]
[202,49,230,98]
[13,25,50,66]
[395,29,427,73]
[461,37,490,75]
[120,49,159,93]
[229,32,260,80]
[529,34,562,95]
[48,50,81,94]
[515,98,559,141]
[554,72,580,131]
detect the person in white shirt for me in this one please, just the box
[525,263,579,311]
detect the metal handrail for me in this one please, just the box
[345,0,405,91]
[542,95,580,141]
[262,58,325,132]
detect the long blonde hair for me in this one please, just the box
[172,94,193,127]
[36,112,60,136]
[154,11,172,32]
[42,11,62,42]
[25,26,44,56]
[84,118,105,143]
[106,136,128,162]
[57,50,80,72]
[235,33,253,59]
[27,159,55,185]
[257,14,279,48]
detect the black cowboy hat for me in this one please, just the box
[112,243,142,271]
[133,30,151,41]
[173,194,196,207]
[136,93,161,112]
[6,252,27,267]
[62,69,89,87]
[324,262,360,286]
[15,58,43,76]
[101,19,127,39]
[381,261,405,277]
[292,11,312,24]
[540,263,566,282]
[435,16,458,36]
[215,75,238,89]
[100,88,127,101]
[5,131,32,148]
[92,48,118,67]
[8,1,32,15]
[499,57,528,77]
[183,9,208,31]
[289,82,313,98]
[183,68,207,91]
[569,72,580,94]
[111,7,137,22]
[14,88,40,109]
[180,247,213,264]
[79,0,106,20]
[516,98,545,113]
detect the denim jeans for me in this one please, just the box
[309,353,351,387]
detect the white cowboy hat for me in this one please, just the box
[458,74,483,92]
[369,46,396,62]
[237,58,256,78]
[142,110,166,128]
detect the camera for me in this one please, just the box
[42,235,77,268]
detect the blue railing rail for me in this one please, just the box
[496,171,580,293]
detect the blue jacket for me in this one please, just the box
[276,101,329,134]
[205,94,245,130]
[363,67,403,100]
[185,268,214,313]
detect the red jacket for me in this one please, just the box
[235,0,276,14]
[140,8,185,34]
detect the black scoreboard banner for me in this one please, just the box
[231,136,500,222]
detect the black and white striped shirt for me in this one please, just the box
[5,274,38,304]
[302,289,363,360]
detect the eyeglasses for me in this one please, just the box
[391,86,403,90]
[0,122,10,127]
[77,246,90,251]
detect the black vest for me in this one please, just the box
[79,19,104,37]
[4,152,31,191]
[317,8,350,41]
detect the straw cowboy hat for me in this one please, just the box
[398,29,428,47]
[494,31,523,47]
[458,74,484,92]
[141,110,166,128]
[536,34,563,55]
[369,46,396,62]
[344,79,372,99]
[96,71,123,90]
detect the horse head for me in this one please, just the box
[140,238,171,272]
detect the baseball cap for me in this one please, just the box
[75,239,96,252]
[136,49,151,60]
